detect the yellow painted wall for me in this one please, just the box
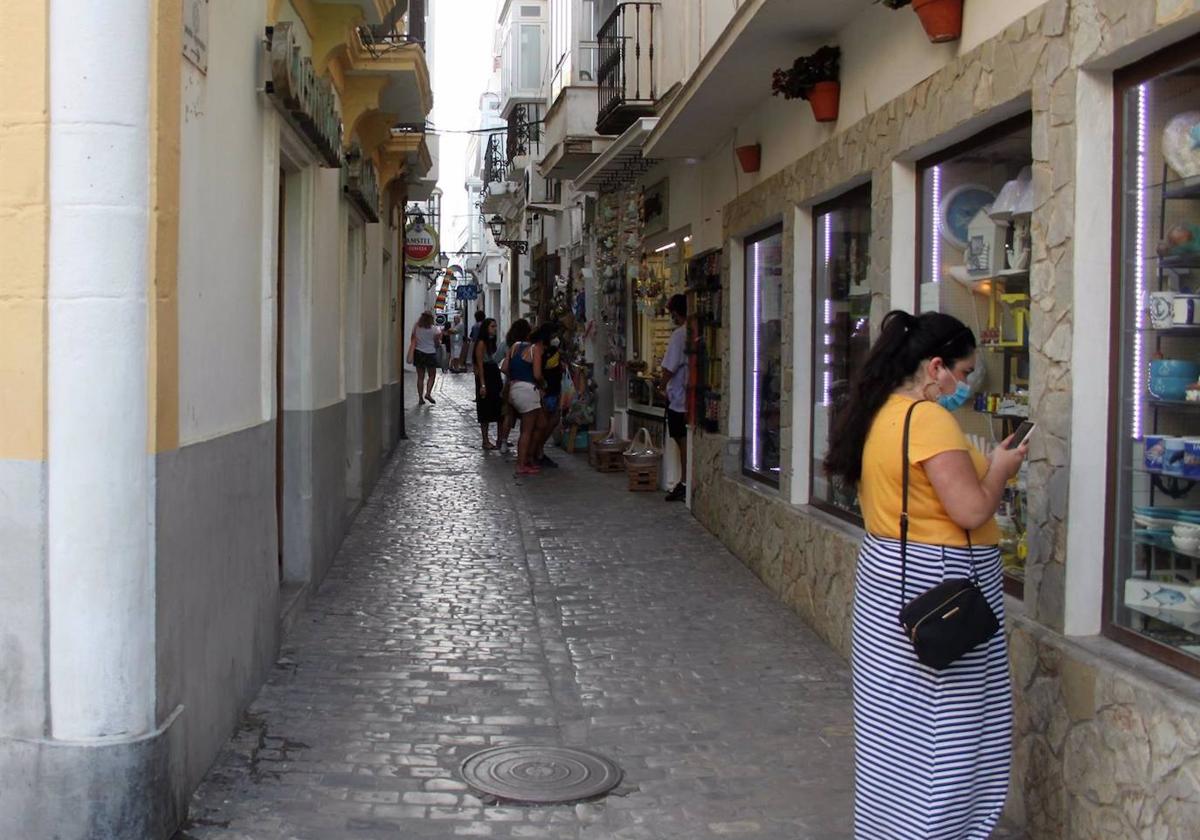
[149,0,182,453]
[0,0,48,461]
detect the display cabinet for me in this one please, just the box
[687,248,723,433]
[916,115,1033,594]
[1109,42,1200,675]
[811,185,872,520]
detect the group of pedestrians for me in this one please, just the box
[409,310,565,477]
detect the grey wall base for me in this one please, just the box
[382,381,402,452]
[0,460,47,739]
[347,389,383,503]
[156,421,280,795]
[0,708,185,840]
[283,402,347,588]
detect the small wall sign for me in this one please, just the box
[183,0,210,73]
[404,221,439,265]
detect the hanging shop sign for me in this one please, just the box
[183,0,210,73]
[343,144,381,223]
[264,22,343,167]
[404,220,439,265]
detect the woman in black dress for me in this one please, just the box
[474,318,504,449]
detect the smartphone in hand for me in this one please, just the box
[1006,421,1036,450]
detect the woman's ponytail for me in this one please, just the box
[822,310,975,486]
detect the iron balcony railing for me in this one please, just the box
[356,0,426,56]
[505,104,543,170]
[483,132,506,187]
[596,1,659,136]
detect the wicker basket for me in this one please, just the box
[587,431,609,467]
[626,463,660,492]
[595,448,626,473]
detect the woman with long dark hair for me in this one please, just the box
[496,319,531,452]
[473,318,503,449]
[824,310,1028,840]
[502,321,544,477]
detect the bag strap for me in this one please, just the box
[899,400,982,613]
[899,401,919,608]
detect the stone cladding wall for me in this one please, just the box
[690,1,1200,836]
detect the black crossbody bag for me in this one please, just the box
[896,402,1000,670]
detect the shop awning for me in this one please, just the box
[643,0,871,160]
[573,118,659,193]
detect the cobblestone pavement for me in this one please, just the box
[178,374,859,839]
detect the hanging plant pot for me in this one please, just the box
[807,81,840,123]
[735,144,762,173]
[912,0,963,43]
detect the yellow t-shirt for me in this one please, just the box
[859,394,999,547]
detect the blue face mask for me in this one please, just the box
[937,380,972,411]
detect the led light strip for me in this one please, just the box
[749,238,763,471]
[818,213,832,407]
[931,165,942,288]
[1133,84,1148,440]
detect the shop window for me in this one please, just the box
[917,115,1032,595]
[628,235,690,407]
[743,225,785,485]
[1109,43,1200,677]
[811,185,872,520]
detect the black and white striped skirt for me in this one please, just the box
[851,534,1012,839]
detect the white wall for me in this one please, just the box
[178,0,271,444]
[680,0,1052,208]
[312,169,346,407]
[362,223,383,391]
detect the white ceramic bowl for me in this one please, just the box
[1172,535,1200,552]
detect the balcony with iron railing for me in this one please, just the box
[355,0,426,51]
[506,104,544,174]
[596,1,659,136]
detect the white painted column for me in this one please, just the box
[1064,71,1115,636]
[47,0,155,740]
[790,205,815,506]
[889,161,918,314]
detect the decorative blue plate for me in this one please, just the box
[939,183,996,249]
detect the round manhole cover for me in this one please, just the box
[459,746,623,804]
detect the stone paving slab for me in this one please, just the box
[177,374,920,839]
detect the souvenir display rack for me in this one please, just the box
[687,248,723,432]
[1110,50,1200,674]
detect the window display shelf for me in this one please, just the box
[1130,529,1200,559]
[1129,254,1200,271]
[1146,397,1200,411]
[1128,325,1200,335]
[1126,173,1200,198]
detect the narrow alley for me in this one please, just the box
[179,376,856,840]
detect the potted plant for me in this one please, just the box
[879,0,964,44]
[771,46,841,123]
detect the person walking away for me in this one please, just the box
[822,310,1028,840]
[474,318,503,449]
[438,322,451,373]
[496,319,531,452]
[408,312,441,405]
[466,310,485,371]
[449,316,465,372]
[529,323,563,468]
[503,331,543,476]
[660,295,690,501]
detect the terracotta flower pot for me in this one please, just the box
[807,81,840,123]
[735,144,761,173]
[912,0,963,43]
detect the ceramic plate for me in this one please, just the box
[939,184,996,249]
